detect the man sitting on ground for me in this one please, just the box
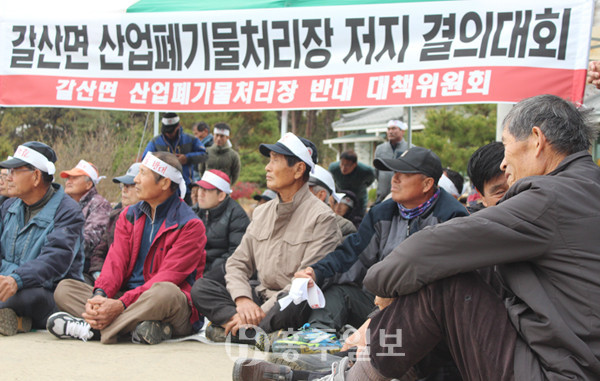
[240,94,600,380]
[191,133,341,344]
[0,142,85,336]
[60,160,112,285]
[271,147,467,355]
[195,169,250,285]
[47,152,206,345]
[87,163,141,284]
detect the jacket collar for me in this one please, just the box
[8,183,64,226]
[547,150,591,176]
[137,192,179,225]
[79,186,98,206]
[276,182,311,217]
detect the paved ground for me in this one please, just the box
[0,330,265,380]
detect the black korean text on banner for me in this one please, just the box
[0,0,592,110]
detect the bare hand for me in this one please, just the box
[587,61,600,89]
[341,318,370,353]
[175,154,188,165]
[83,296,124,330]
[223,313,244,336]
[374,296,394,310]
[234,297,265,328]
[294,267,316,287]
[0,276,18,302]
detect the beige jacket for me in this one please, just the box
[225,183,342,313]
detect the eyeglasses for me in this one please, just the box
[6,167,34,177]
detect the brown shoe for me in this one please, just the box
[232,358,293,381]
[0,308,31,336]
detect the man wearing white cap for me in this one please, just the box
[193,169,250,286]
[192,133,341,346]
[143,112,207,204]
[48,152,207,345]
[0,141,85,336]
[60,160,112,285]
[374,119,413,204]
[308,165,356,237]
[199,123,241,185]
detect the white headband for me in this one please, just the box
[13,145,56,175]
[279,133,315,173]
[214,127,230,136]
[75,160,105,185]
[142,153,186,199]
[200,171,232,194]
[387,119,407,131]
[439,174,459,198]
[162,115,180,125]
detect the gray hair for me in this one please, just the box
[309,184,331,200]
[503,94,597,155]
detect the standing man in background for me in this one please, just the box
[374,119,412,204]
[143,112,207,204]
[329,150,375,216]
[199,123,241,186]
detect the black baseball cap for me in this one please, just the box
[0,141,57,170]
[373,147,443,182]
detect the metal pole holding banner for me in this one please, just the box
[407,106,413,145]
[496,104,512,141]
[153,111,159,136]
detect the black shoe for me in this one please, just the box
[205,322,256,345]
[232,358,293,381]
[132,321,172,345]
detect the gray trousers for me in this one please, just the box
[54,279,193,344]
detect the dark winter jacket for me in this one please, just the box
[0,184,85,290]
[195,196,249,273]
[364,151,600,381]
[312,188,468,290]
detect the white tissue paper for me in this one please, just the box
[279,277,326,311]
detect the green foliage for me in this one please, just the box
[413,105,496,174]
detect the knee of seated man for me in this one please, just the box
[144,282,185,305]
[53,279,80,308]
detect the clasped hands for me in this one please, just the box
[82,295,124,330]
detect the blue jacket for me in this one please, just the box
[0,184,85,290]
[143,131,207,195]
[312,188,468,290]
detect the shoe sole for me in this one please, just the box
[135,321,172,345]
[232,358,292,381]
[0,309,18,336]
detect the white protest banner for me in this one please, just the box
[0,0,593,111]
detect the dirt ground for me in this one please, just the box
[0,330,265,381]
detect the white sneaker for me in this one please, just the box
[313,356,350,381]
[46,312,95,342]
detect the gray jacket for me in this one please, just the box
[363,151,600,380]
